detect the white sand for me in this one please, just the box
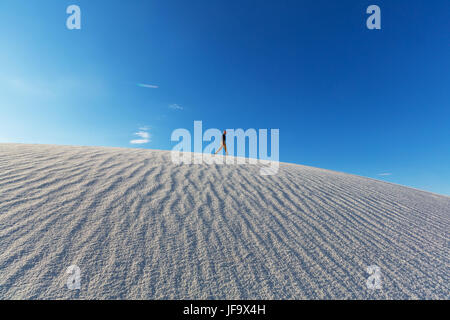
[0,143,448,299]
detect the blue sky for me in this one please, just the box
[0,0,449,195]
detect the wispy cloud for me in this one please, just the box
[169,104,183,110]
[130,128,151,144]
[1,77,53,97]
[137,83,159,89]
[1,76,108,98]
[378,173,392,176]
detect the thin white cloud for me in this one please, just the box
[2,77,53,96]
[378,173,392,176]
[169,104,183,110]
[130,129,151,144]
[137,83,159,89]
[136,131,150,139]
[1,76,108,98]
[130,139,149,144]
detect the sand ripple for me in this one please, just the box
[0,144,448,299]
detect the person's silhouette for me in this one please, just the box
[214,130,228,156]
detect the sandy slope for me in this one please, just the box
[0,143,448,299]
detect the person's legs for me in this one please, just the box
[214,145,223,155]
[224,144,228,156]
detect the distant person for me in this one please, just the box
[214,130,228,156]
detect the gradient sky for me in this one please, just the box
[0,0,449,195]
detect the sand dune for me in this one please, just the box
[0,143,448,299]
